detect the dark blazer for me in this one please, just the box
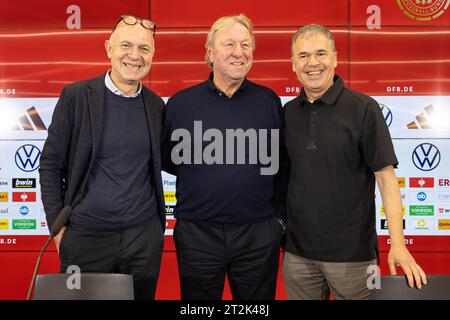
[39,73,166,231]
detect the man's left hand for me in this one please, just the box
[388,244,427,289]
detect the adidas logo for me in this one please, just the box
[407,105,435,129]
[12,106,47,131]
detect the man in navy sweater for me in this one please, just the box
[162,14,287,300]
[39,16,165,300]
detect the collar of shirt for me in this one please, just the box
[298,75,344,107]
[104,71,142,98]
[206,72,248,96]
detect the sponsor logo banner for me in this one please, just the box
[0,179,8,188]
[438,178,450,188]
[409,177,434,188]
[381,205,406,217]
[0,219,8,230]
[0,99,55,140]
[12,178,36,189]
[0,206,8,215]
[165,205,174,216]
[12,192,36,202]
[163,179,176,188]
[164,191,176,203]
[12,219,36,230]
[398,177,405,188]
[11,205,36,218]
[18,205,30,216]
[409,205,434,216]
[380,103,393,127]
[0,192,8,202]
[438,220,450,230]
[409,190,434,202]
[380,219,405,230]
[165,218,176,230]
[15,144,42,172]
[409,218,435,230]
[411,143,441,171]
[438,192,450,202]
[370,96,450,139]
[439,206,450,215]
[12,106,47,131]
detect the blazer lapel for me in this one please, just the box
[87,75,106,160]
[143,90,161,168]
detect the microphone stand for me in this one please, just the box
[26,206,71,300]
[26,236,53,300]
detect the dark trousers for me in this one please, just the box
[174,215,282,300]
[59,213,163,300]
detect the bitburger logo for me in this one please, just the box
[397,0,449,21]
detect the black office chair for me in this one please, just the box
[370,275,450,300]
[32,273,134,300]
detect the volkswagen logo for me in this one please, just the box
[412,143,440,171]
[379,103,393,127]
[15,144,41,172]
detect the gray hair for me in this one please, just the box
[205,14,255,68]
[291,24,335,57]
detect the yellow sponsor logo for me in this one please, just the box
[164,191,176,203]
[418,219,426,227]
[398,177,405,188]
[0,219,8,230]
[381,205,406,217]
[0,192,8,202]
[438,219,450,230]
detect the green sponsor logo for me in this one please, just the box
[12,219,36,230]
[409,205,434,216]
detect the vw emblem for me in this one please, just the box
[15,144,41,172]
[412,143,440,171]
[379,103,393,127]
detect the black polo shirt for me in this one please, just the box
[162,73,284,223]
[283,75,398,262]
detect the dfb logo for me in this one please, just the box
[15,145,41,172]
[412,143,440,171]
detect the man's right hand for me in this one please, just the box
[53,226,67,254]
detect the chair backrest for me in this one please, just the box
[33,273,134,300]
[370,275,450,300]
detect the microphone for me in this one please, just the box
[50,206,72,237]
[26,206,72,300]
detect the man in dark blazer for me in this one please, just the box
[39,15,165,300]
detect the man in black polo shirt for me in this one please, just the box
[39,16,165,300]
[162,14,286,300]
[282,24,427,299]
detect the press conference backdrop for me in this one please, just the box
[0,0,449,299]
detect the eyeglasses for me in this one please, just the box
[112,15,157,35]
